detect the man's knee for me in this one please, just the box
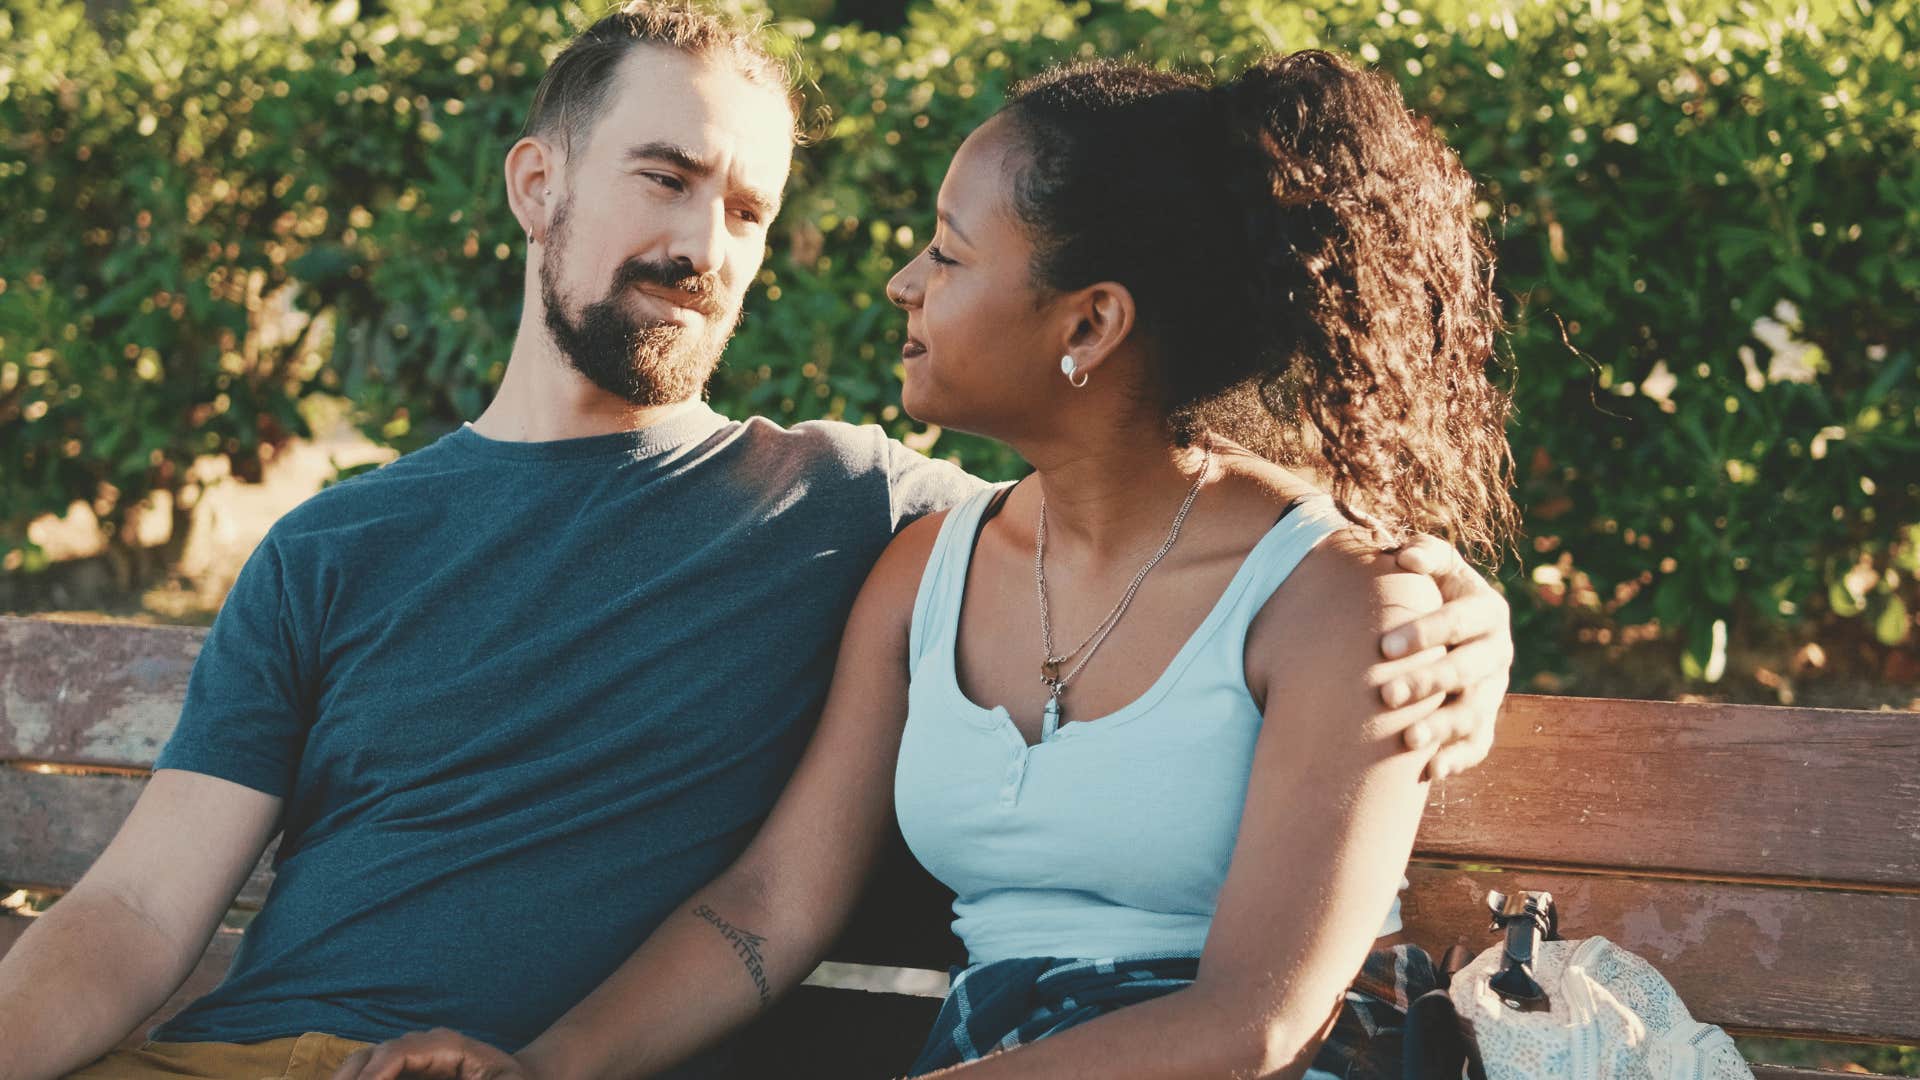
[61,1034,372,1080]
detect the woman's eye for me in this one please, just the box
[927,244,957,266]
[732,207,762,226]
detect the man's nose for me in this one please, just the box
[666,199,728,277]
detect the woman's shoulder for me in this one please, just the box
[1297,527,1439,610]
[1240,524,1440,732]
[1215,453,1429,593]
[862,489,988,606]
[835,510,955,653]
[1218,460,1440,683]
[869,506,949,583]
[881,506,954,576]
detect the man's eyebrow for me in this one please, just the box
[625,141,712,175]
[739,186,780,220]
[937,210,973,247]
[625,140,781,220]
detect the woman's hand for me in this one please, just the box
[1380,534,1514,780]
[330,1029,529,1080]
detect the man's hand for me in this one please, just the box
[1379,534,1513,781]
[330,1029,529,1080]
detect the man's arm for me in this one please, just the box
[1381,535,1514,779]
[0,769,281,1080]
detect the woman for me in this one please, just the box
[341,49,1515,1078]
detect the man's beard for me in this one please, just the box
[539,195,741,406]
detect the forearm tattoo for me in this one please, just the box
[692,903,772,1007]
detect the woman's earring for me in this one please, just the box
[1061,354,1090,388]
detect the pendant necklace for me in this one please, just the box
[1033,444,1212,741]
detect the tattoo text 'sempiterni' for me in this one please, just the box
[692,903,773,1006]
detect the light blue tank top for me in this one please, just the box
[894,483,1405,966]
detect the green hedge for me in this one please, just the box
[3,0,1917,684]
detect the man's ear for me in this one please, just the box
[1056,281,1136,380]
[505,136,560,244]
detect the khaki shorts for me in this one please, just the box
[66,1034,372,1080]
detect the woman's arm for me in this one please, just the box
[332,514,947,1080]
[918,531,1443,1080]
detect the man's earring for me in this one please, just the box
[529,188,552,243]
[1061,354,1090,388]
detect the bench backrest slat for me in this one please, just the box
[4,616,1914,1058]
[0,619,200,769]
[0,768,276,907]
[2,768,146,895]
[10,623,1917,892]
[1421,695,1920,888]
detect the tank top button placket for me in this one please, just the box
[996,708,1032,805]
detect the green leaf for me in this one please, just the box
[1682,618,1728,683]
[1705,558,1737,605]
[1896,527,1920,574]
[1875,594,1911,647]
[1829,579,1865,618]
[289,245,365,288]
[1861,350,1915,406]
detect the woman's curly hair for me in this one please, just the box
[1003,51,1519,565]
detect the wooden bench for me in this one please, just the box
[2,614,1915,1077]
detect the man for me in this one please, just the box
[0,6,1511,1078]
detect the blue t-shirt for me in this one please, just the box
[151,402,979,1051]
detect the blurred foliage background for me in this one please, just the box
[2,0,1917,708]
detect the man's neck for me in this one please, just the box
[471,331,703,443]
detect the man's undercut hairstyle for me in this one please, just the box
[521,1,799,156]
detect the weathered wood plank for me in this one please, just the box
[828,859,1920,1044]
[1751,1060,1896,1068]
[6,619,1916,1055]
[1399,865,1920,1045]
[0,913,243,1049]
[1418,695,1920,888]
[0,769,275,906]
[10,617,1915,887]
[0,617,202,769]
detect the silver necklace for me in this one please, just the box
[1033,444,1213,740]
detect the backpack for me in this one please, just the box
[1406,891,1754,1080]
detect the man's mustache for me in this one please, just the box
[613,258,724,318]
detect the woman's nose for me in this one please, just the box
[886,257,921,309]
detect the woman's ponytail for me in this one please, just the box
[1005,52,1519,563]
